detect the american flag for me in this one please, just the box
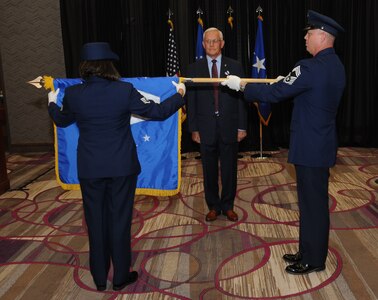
[166,20,180,77]
[166,18,185,122]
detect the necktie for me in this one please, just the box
[211,59,219,114]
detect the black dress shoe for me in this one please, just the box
[285,263,325,275]
[113,271,138,291]
[282,252,302,263]
[96,284,106,291]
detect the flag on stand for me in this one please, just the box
[195,16,204,60]
[166,19,180,77]
[252,14,271,126]
[51,77,182,196]
[166,17,186,122]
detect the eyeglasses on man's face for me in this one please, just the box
[204,39,222,45]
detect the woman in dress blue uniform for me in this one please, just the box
[47,42,186,290]
[222,10,345,275]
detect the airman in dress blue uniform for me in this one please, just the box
[47,42,186,290]
[222,10,346,275]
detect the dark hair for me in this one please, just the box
[79,60,121,81]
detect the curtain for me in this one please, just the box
[59,0,378,148]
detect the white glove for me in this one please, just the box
[48,88,60,105]
[221,75,241,91]
[270,75,285,85]
[172,81,186,97]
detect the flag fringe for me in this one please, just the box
[53,125,81,190]
[198,17,203,27]
[228,16,234,29]
[257,111,272,126]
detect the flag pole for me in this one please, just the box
[181,77,276,84]
[259,120,264,158]
[251,119,272,159]
[194,7,205,160]
[250,6,272,159]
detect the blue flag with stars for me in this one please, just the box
[195,16,204,60]
[51,77,181,196]
[252,15,271,126]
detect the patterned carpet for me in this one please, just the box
[0,148,377,299]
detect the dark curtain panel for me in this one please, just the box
[59,0,378,148]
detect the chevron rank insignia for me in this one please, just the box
[140,97,151,104]
[284,66,301,85]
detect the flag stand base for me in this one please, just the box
[251,119,272,160]
[251,153,272,159]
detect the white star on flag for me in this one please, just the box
[142,134,151,142]
[253,55,266,74]
[166,28,180,76]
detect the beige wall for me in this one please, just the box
[0,0,66,150]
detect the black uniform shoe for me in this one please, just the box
[96,284,106,291]
[282,252,302,263]
[113,271,138,291]
[285,263,325,275]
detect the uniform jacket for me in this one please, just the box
[244,48,345,167]
[48,76,185,178]
[186,56,248,144]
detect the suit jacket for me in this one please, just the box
[48,76,184,178]
[244,48,346,167]
[186,56,247,144]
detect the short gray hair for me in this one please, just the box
[203,27,224,40]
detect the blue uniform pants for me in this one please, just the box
[295,165,330,266]
[80,174,137,286]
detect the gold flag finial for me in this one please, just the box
[27,75,55,91]
[27,76,44,89]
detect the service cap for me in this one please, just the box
[81,42,119,61]
[305,10,344,37]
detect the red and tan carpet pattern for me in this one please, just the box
[0,148,377,299]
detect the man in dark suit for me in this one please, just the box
[47,42,186,291]
[222,10,345,274]
[186,27,248,222]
